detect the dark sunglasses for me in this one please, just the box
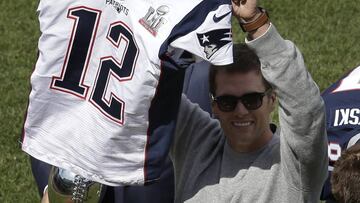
[212,89,272,112]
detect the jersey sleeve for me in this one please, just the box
[159,1,233,65]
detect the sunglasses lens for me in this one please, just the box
[216,96,238,112]
[215,92,266,112]
[241,93,263,110]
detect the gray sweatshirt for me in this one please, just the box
[170,24,328,203]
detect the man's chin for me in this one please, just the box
[226,135,256,150]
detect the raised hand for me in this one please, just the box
[231,0,260,22]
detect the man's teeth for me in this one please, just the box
[233,121,251,126]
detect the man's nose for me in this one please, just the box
[233,100,249,115]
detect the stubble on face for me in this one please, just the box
[212,71,274,153]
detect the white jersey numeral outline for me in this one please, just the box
[328,142,341,171]
[51,6,139,125]
[51,7,101,98]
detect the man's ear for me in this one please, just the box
[269,91,277,112]
[211,100,217,111]
[211,100,220,117]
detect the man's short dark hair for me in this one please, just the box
[331,144,360,203]
[209,43,271,96]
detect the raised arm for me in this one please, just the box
[232,0,328,197]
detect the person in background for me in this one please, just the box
[331,143,360,203]
[169,0,328,202]
[320,65,360,203]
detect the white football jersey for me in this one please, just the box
[22,0,233,186]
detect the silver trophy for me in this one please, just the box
[48,167,102,203]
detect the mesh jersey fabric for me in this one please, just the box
[22,0,233,186]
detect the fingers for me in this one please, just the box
[41,190,49,203]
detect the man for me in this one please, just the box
[331,144,360,203]
[170,0,328,202]
[320,66,360,203]
[22,0,233,201]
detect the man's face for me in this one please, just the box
[212,70,275,153]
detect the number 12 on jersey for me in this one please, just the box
[51,6,139,125]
